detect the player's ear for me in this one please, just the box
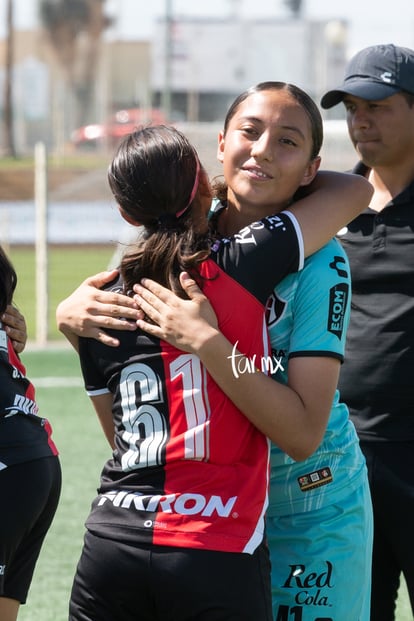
[118,207,141,226]
[217,130,225,164]
[299,156,321,188]
[198,168,212,198]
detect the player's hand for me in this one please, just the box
[133,272,219,354]
[2,305,27,354]
[56,270,139,347]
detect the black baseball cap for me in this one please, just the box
[321,43,414,109]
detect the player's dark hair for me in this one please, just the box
[213,81,323,201]
[401,90,414,107]
[108,125,210,297]
[0,245,17,315]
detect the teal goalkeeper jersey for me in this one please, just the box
[266,238,367,517]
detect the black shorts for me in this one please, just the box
[69,531,272,621]
[0,456,62,603]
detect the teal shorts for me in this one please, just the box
[267,477,373,621]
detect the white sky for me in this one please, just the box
[2,0,414,58]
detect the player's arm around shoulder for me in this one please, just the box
[275,239,351,459]
[296,239,351,349]
[288,171,373,257]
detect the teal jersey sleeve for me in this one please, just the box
[266,239,367,516]
[267,238,351,380]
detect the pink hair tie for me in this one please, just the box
[175,158,201,218]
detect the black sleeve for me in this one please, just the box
[77,275,125,394]
[210,211,303,305]
[78,337,107,394]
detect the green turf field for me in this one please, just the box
[7,244,116,342]
[14,347,413,620]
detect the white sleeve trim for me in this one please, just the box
[283,210,304,270]
[86,387,111,397]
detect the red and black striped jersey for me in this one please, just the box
[0,323,58,469]
[79,211,302,553]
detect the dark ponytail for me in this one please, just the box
[108,125,211,297]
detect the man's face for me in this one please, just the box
[343,92,414,168]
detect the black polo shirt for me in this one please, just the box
[338,162,414,441]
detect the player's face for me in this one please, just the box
[344,93,414,168]
[217,89,319,219]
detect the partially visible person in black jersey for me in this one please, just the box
[0,246,61,621]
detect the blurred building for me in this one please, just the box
[151,15,348,122]
[0,27,153,151]
[0,12,349,155]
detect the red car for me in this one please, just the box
[71,108,168,148]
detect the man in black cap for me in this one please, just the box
[321,43,414,621]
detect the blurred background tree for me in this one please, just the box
[39,0,112,128]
